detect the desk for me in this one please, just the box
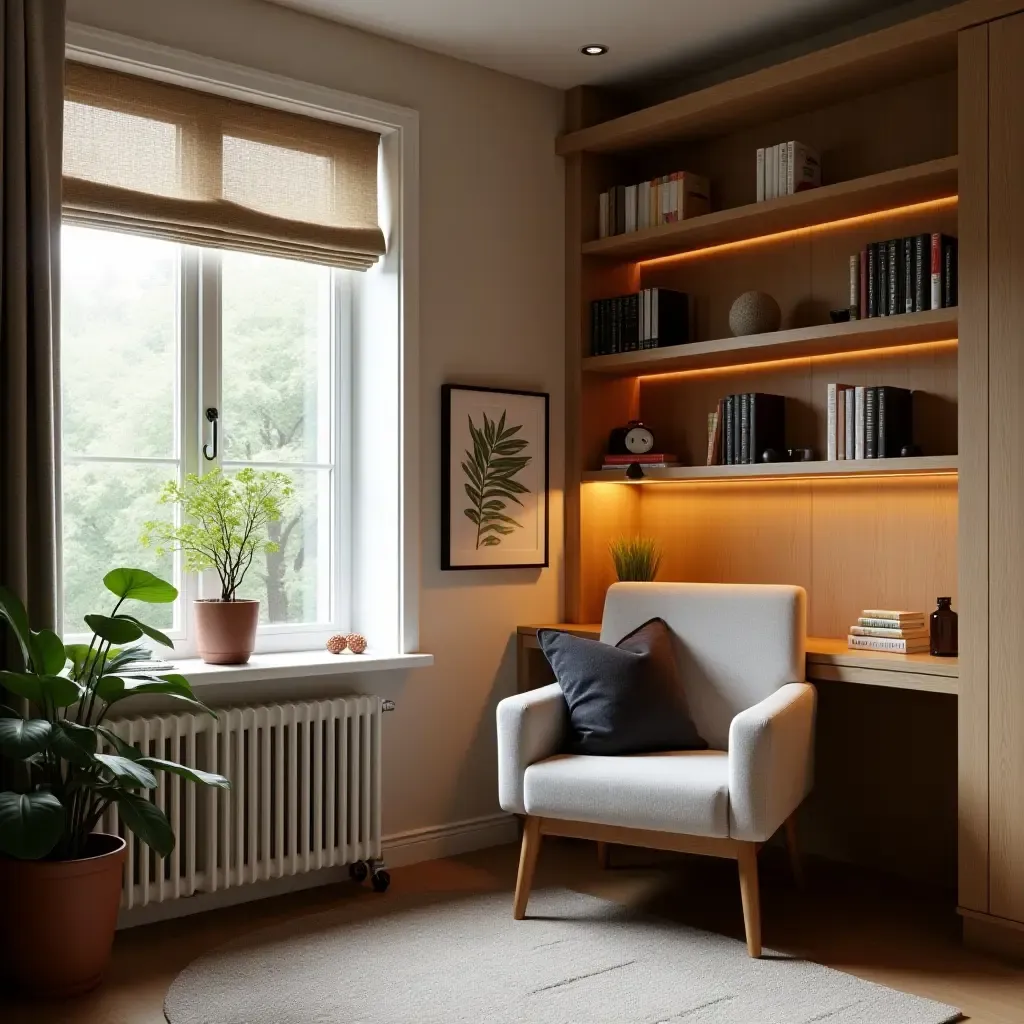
[516,624,958,696]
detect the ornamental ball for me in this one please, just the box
[728,291,782,336]
[345,633,368,655]
[326,634,347,654]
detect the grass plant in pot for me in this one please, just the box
[610,536,662,582]
[0,569,229,997]
[143,467,293,665]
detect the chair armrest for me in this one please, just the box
[497,683,568,815]
[728,682,817,842]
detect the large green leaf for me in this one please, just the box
[0,670,82,708]
[0,791,65,860]
[95,675,212,717]
[95,753,157,789]
[85,615,143,645]
[49,721,98,765]
[103,568,178,604]
[116,793,174,858]
[97,726,144,761]
[138,756,230,789]
[31,630,66,676]
[0,719,52,758]
[0,584,37,671]
[117,615,173,649]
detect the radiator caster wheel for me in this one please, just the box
[371,869,391,893]
[349,861,368,884]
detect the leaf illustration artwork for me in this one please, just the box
[462,411,532,549]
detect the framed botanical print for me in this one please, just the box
[442,384,549,570]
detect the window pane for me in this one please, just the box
[232,468,331,625]
[62,462,176,633]
[220,251,332,464]
[61,226,179,459]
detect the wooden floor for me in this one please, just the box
[4,839,1024,1023]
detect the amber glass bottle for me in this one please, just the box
[930,597,958,657]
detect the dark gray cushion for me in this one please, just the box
[537,618,707,756]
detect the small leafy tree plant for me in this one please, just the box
[143,467,293,601]
[0,569,228,862]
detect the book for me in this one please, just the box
[943,236,958,308]
[848,635,930,653]
[707,409,720,466]
[903,235,914,314]
[827,384,853,461]
[780,142,789,197]
[859,615,926,629]
[886,238,899,316]
[748,393,785,464]
[848,255,860,319]
[850,625,930,639]
[731,393,742,465]
[756,148,765,202]
[931,233,958,309]
[844,387,855,460]
[837,387,847,459]
[876,385,913,459]
[739,393,751,464]
[613,184,626,235]
[913,233,928,312]
[598,193,609,238]
[866,244,878,317]
[787,141,821,193]
[878,240,889,316]
[766,145,777,200]
[859,249,867,323]
[862,609,927,622]
[864,386,878,458]
[601,462,679,470]
[724,395,735,465]
[854,386,866,459]
[625,184,637,233]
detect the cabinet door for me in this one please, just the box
[988,11,1024,924]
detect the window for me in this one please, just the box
[59,226,350,652]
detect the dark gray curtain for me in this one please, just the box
[0,0,65,653]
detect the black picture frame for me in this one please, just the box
[441,384,550,570]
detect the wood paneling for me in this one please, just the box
[578,482,640,623]
[987,12,1024,926]
[957,23,990,917]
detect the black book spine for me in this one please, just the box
[740,393,751,464]
[865,386,878,458]
[876,386,913,458]
[913,234,927,312]
[886,239,898,316]
[866,244,878,317]
[724,395,735,465]
[732,393,742,466]
[943,238,958,308]
[878,388,887,458]
[590,301,600,356]
[615,186,626,235]
[877,243,887,317]
[627,294,639,351]
[749,393,785,463]
[902,236,913,314]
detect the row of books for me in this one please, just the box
[597,172,710,238]
[589,288,691,356]
[756,141,821,201]
[600,453,680,471]
[706,393,786,466]
[847,609,929,653]
[826,384,913,461]
[847,234,958,319]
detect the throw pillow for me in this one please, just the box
[537,618,707,756]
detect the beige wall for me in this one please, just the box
[67,0,565,846]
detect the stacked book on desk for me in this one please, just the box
[848,609,929,653]
[601,453,680,471]
[827,383,913,460]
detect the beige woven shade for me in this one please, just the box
[63,63,385,269]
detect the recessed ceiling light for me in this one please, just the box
[580,44,608,56]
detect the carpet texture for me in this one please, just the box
[164,889,962,1024]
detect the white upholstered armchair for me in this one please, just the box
[496,582,816,957]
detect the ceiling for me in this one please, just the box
[260,0,918,90]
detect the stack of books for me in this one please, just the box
[601,453,680,471]
[707,393,786,466]
[598,172,710,238]
[826,384,913,461]
[589,288,691,356]
[848,609,930,653]
[756,141,820,201]
[848,233,957,319]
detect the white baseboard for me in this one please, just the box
[116,812,517,929]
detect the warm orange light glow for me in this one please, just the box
[584,470,958,487]
[634,338,958,383]
[636,196,958,270]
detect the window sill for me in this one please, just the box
[170,650,434,688]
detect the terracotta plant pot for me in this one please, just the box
[0,833,126,997]
[194,598,260,664]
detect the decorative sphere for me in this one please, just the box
[327,634,347,654]
[345,633,368,655]
[728,291,782,336]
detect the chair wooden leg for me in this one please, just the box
[784,813,803,888]
[737,842,762,958]
[596,841,609,869]
[513,816,543,920]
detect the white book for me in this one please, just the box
[827,384,838,461]
[599,192,609,238]
[850,625,930,639]
[844,390,855,460]
[661,176,672,224]
[849,254,860,318]
[859,615,926,629]
[765,145,775,200]
[777,144,785,197]
[862,609,928,622]
[854,386,866,459]
[756,147,765,202]
[790,141,822,192]
[836,388,847,460]
[848,635,930,654]
[781,142,790,196]
[625,184,637,233]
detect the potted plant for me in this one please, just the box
[610,536,662,582]
[0,568,229,997]
[142,467,293,665]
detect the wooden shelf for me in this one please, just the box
[581,158,958,262]
[517,625,957,695]
[582,308,958,377]
[583,455,958,484]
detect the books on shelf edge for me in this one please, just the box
[708,402,724,466]
[854,386,866,459]
[588,288,691,356]
[748,393,785,466]
[861,609,927,622]
[844,387,855,460]
[756,148,765,202]
[864,386,878,458]
[848,255,859,319]
[849,625,930,639]
[848,635,930,654]
[596,172,711,240]
[859,615,926,629]
[876,386,913,459]
[827,383,853,461]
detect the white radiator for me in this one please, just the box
[100,696,383,910]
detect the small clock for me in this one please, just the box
[625,423,655,455]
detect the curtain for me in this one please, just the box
[0,0,65,653]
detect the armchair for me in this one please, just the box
[496,582,815,957]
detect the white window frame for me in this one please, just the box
[62,24,421,657]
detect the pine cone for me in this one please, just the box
[345,633,367,655]
[326,634,347,654]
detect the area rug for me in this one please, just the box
[164,888,962,1024]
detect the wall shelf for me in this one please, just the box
[584,455,958,484]
[583,308,958,376]
[582,158,958,262]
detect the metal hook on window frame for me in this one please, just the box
[203,407,219,461]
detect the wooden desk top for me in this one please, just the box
[517,624,957,696]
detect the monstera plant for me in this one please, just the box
[0,568,229,997]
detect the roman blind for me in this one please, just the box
[62,63,385,270]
